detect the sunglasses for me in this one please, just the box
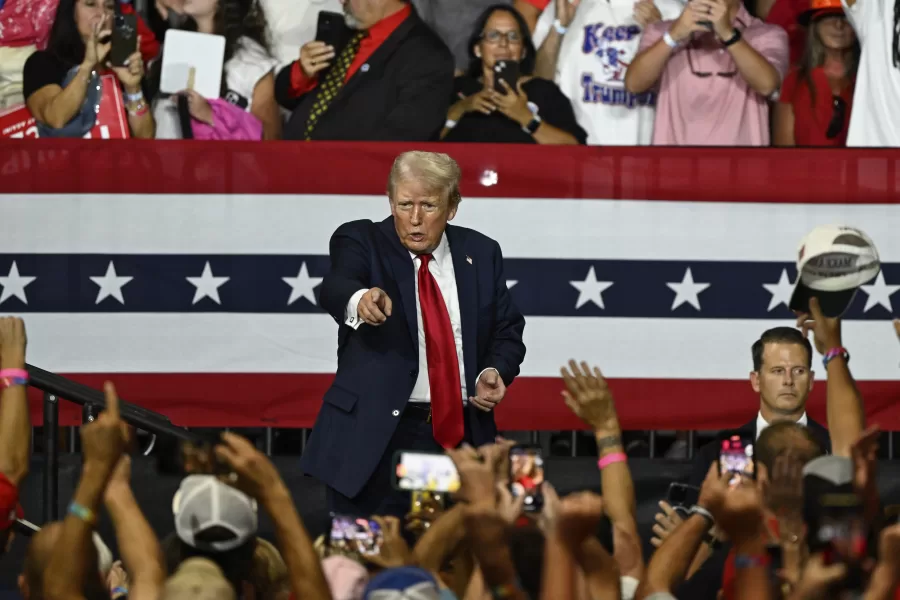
[826,95,847,139]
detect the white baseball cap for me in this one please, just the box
[172,475,258,553]
[789,225,880,318]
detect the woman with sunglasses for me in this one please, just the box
[773,0,858,146]
[441,4,586,144]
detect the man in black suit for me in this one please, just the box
[275,0,454,141]
[299,151,526,518]
[685,326,831,490]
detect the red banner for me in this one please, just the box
[0,74,129,140]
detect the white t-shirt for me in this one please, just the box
[841,0,900,147]
[532,0,684,145]
[259,0,342,68]
[154,36,278,139]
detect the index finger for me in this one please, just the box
[103,381,121,421]
[383,294,393,316]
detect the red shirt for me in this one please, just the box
[519,0,552,8]
[0,473,22,531]
[765,0,807,66]
[779,67,854,146]
[288,4,412,99]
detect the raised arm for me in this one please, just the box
[0,318,30,487]
[215,432,331,600]
[319,222,373,323]
[45,383,129,600]
[796,296,864,456]
[103,457,165,600]
[560,360,643,579]
[533,0,581,79]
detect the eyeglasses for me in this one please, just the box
[481,30,522,45]
[826,96,847,139]
[686,21,748,79]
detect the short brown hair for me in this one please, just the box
[387,151,462,209]
[755,421,824,474]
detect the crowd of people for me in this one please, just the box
[2,308,900,599]
[1,0,898,145]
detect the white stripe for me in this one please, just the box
[9,313,900,380]
[2,195,899,261]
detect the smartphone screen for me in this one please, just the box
[329,514,383,556]
[509,446,544,512]
[718,435,754,486]
[394,451,460,493]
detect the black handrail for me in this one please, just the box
[26,364,208,522]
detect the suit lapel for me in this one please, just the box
[336,10,418,102]
[447,225,477,388]
[377,218,417,351]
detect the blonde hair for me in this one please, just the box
[387,151,462,209]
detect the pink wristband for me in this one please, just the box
[598,452,627,469]
[0,369,27,379]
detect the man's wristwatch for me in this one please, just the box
[721,29,742,47]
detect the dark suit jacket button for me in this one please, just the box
[409,369,417,377]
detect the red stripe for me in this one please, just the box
[2,141,899,202]
[26,374,900,430]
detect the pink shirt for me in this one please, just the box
[639,5,789,146]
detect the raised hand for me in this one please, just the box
[470,369,506,412]
[668,1,714,43]
[358,287,392,326]
[80,382,130,474]
[447,444,496,505]
[691,0,732,39]
[560,360,620,432]
[555,491,604,547]
[650,501,684,548]
[489,79,532,127]
[83,20,112,70]
[111,35,144,92]
[792,553,847,599]
[555,0,583,27]
[366,516,411,569]
[795,296,843,356]
[299,41,336,78]
[633,0,663,27]
[214,432,285,501]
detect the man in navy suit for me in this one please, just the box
[300,151,527,517]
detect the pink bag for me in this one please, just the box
[192,98,263,141]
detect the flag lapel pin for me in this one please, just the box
[466,256,473,264]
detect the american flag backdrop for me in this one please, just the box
[1,141,899,430]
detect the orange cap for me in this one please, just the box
[799,0,844,23]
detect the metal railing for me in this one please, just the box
[26,364,208,523]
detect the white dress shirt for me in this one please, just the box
[755,411,808,441]
[344,233,495,404]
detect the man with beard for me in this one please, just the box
[275,0,454,141]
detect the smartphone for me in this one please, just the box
[329,514,383,557]
[717,435,754,486]
[493,60,520,94]
[509,445,544,512]
[813,495,868,592]
[316,11,345,49]
[109,12,137,67]
[393,451,460,493]
[666,482,699,515]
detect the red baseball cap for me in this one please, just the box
[799,0,845,24]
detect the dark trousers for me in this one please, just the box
[327,408,445,519]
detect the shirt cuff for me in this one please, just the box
[289,61,318,98]
[344,289,369,330]
[476,367,500,386]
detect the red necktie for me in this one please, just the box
[417,254,464,449]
